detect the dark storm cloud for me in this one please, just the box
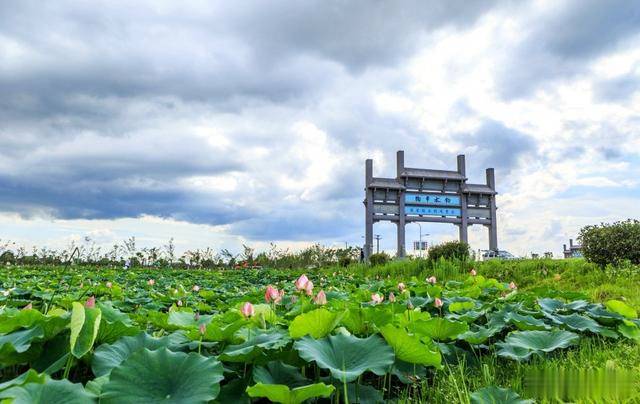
[457,120,537,174]
[496,0,640,98]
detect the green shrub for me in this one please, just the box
[369,252,391,266]
[579,219,640,267]
[428,241,469,262]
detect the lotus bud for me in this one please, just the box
[470,269,477,276]
[434,297,443,308]
[85,296,96,308]
[509,281,517,290]
[295,274,309,290]
[388,292,396,302]
[398,282,406,292]
[426,276,437,284]
[265,285,281,303]
[199,323,206,335]
[313,290,327,305]
[241,302,255,318]
[106,281,113,288]
[177,300,183,307]
[192,285,200,292]
[305,280,314,296]
[148,279,155,286]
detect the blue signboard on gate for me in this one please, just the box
[405,206,461,217]
[405,193,460,206]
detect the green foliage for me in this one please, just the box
[246,382,335,404]
[428,241,470,262]
[579,219,640,267]
[369,252,391,266]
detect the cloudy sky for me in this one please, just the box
[1,0,639,257]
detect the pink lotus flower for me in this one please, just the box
[434,297,443,308]
[388,292,396,302]
[313,290,327,305]
[371,293,384,304]
[85,296,96,309]
[105,281,113,288]
[22,303,33,310]
[397,282,406,292]
[265,285,282,303]
[470,269,477,276]
[305,280,314,296]
[147,279,155,286]
[509,281,517,290]
[426,276,437,284]
[177,300,183,307]
[295,274,309,291]
[241,302,255,318]
[192,285,200,292]
[199,323,206,335]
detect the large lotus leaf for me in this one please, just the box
[289,309,345,339]
[538,298,588,314]
[0,379,95,404]
[250,304,278,327]
[394,310,432,329]
[100,348,224,403]
[253,361,309,388]
[216,378,251,404]
[92,332,179,377]
[341,307,393,335]
[585,305,623,325]
[332,383,385,404]
[379,324,441,367]
[447,310,485,323]
[168,311,213,328]
[497,330,579,361]
[618,320,640,342]
[470,386,534,404]
[495,344,535,361]
[505,312,550,331]
[605,300,637,319]
[459,325,502,345]
[410,318,469,341]
[0,326,44,355]
[246,382,335,404]
[0,309,68,339]
[0,369,46,392]
[69,302,102,358]
[220,328,291,362]
[294,334,394,382]
[551,313,602,334]
[391,359,427,384]
[448,301,475,313]
[191,319,245,343]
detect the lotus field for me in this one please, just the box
[0,262,639,403]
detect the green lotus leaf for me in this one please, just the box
[0,326,44,356]
[92,332,179,377]
[192,318,245,343]
[85,376,109,397]
[334,382,385,404]
[496,330,579,361]
[69,302,102,358]
[505,312,550,331]
[537,298,564,313]
[410,318,469,341]
[0,369,46,393]
[586,305,623,325]
[448,301,475,313]
[447,310,485,323]
[495,343,535,361]
[294,334,394,382]
[220,328,291,362]
[0,308,67,339]
[250,304,278,326]
[391,359,427,384]
[341,307,393,335]
[0,379,95,404]
[253,361,309,388]
[605,300,637,319]
[379,324,441,367]
[100,348,224,403]
[551,313,602,333]
[289,309,345,339]
[246,382,335,404]
[395,310,431,328]
[618,320,640,342]
[459,325,501,345]
[168,311,213,328]
[470,386,534,404]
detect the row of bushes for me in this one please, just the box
[368,240,470,266]
[580,219,640,267]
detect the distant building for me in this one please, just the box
[563,239,583,258]
[412,241,428,251]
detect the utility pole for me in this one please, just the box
[374,235,381,254]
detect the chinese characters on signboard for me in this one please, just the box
[405,193,460,206]
[405,206,461,217]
